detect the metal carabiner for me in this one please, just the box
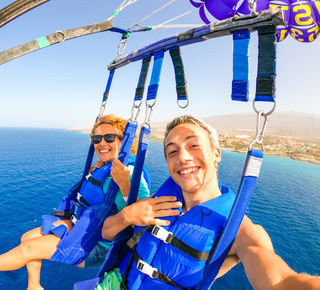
[249,110,268,151]
[141,103,155,129]
[116,39,128,60]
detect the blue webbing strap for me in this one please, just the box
[135,56,151,101]
[81,68,116,180]
[169,47,188,102]
[147,50,165,101]
[82,144,95,180]
[127,126,151,206]
[255,25,277,102]
[50,122,137,265]
[74,126,151,290]
[231,30,250,102]
[195,148,264,290]
[103,67,115,102]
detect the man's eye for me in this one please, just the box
[168,150,177,156]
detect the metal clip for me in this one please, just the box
[151,225,172,243]
[249,111,268,151]
[141,99,156,128]
[129,99,143,123]
[116,39,128,60]
[137,260,157,278]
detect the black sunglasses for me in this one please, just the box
[91,134,122,144]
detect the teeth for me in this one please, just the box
[180,168,197,175]
[100,149,110,153]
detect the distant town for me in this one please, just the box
[69,125,320,165]
[150,127,320,165]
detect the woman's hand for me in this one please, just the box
[110,158,131,197]
[90,160,105,172]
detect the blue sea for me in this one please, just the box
[0,128,319,289]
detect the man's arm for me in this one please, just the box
[229,216,320,290]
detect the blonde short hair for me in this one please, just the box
[163,115,219,159]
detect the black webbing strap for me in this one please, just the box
[131,249,187,290]
[135,56,151,100]
[169,48,188,102]
[51,211,72,218]
[255,25,277,102]
[0,0,50,28]
[76,193,91,207]
[127,225,209,261]
[0,20,115,65]
[87,175,101,187]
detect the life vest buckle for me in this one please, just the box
[70,215,79,225]
[151,225,172,244]
[136,259,157,278]
[85,172,92,180]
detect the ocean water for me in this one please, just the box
[0,128,319,289]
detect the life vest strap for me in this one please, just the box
[51,211,72,219]
[132,250,187,290]
[127,225,209,261]
[76,192,91,207]
[86,173,102,187]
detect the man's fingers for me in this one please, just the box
[154,209,180,218]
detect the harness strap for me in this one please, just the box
[0,20,116,65]
[127,225,209,261]
[169,47,188,105]
[255,25,277,102]
[0,0,49,28]
[103,67,115,103]
[135,56,151,100]
[195,148,264,289]
[147,50,164,101]
[231,30,250,102]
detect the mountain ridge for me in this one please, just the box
[151,112,320,142]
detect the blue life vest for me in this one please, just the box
[42,155,151,239]
[120,177,236,290]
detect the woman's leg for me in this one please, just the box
[0,220,72,289]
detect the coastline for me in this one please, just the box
[67,127,320,165]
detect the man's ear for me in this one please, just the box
[214,147,221,164]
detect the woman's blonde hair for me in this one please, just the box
[91,114,138,155]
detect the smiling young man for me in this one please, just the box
[98,115,320,290]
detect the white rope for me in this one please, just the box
[134,0,176,26]
[108,0,139,21]
[158,11,191,26]
[151,24,203,29]
[296,0,318,26]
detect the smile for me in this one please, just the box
[179,167,199,175]
[100,149,111,153]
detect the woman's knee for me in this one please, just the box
[19,240,37,258]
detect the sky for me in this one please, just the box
[0,0,320,129]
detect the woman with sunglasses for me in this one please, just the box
[0,114,150,290]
